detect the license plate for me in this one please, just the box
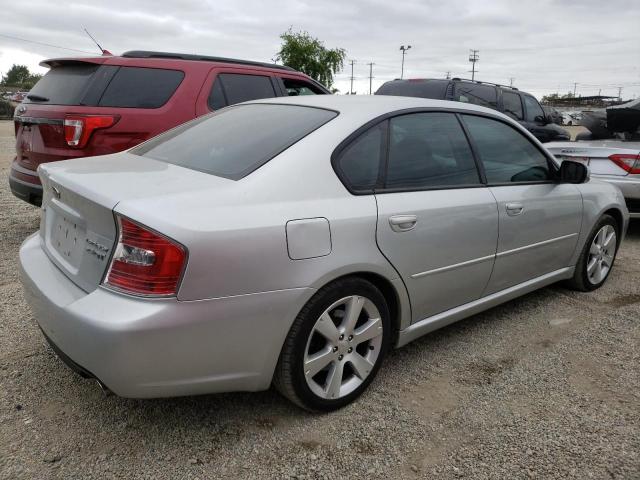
[51,213,83,261]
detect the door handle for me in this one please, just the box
[389,215,418,232]
[505,203,524,216]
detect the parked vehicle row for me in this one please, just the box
[9,50,329,206]
[19,95,628,410]
[375,78,571,143]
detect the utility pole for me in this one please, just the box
[349,60,356,94]
[446,71,451,79]
[468,49,479,81]
[617,86,623,101]
[573,82,577,97]
[509,77,515,88]
[367,62,375,95]
[400,45,411,79]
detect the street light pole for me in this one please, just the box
[400,45,411,79]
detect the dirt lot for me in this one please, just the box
[0,120,638,479]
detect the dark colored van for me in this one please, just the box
[10,50,330,206]
[376,78,570,144]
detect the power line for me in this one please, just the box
[468,49,479,81]
[348,59,356,94]
[367,62,375,95]
[0,33,96,55]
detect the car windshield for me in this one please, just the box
[132,103,337,179]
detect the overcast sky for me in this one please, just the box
[1,0,639,99]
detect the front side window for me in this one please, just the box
[335,123,384,191]
[453,83,498,109]
[462,115,551,183]
[502,91,523,120]
[523,95,545,122]
[207,73,276,110]
[386,113,480,189]
[282,78,325,96]
[133,104,336,180]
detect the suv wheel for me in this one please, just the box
[274,277,390,411]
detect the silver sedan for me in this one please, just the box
[20,96,629,411]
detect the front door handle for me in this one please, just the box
[389,214,418,232]
[505,202,524,216]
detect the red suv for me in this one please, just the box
[10,50,330,206]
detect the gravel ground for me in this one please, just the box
[0,120,638,479]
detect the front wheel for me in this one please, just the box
[273,277,391,411]
[567,214,619,291]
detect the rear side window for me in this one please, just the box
[282,78,325,96]
[462,115,551,183]
[523,95,545,122]
[25,63,101,105]
[503,91,523,120]
[375,80,449,99]
[98,67,184,108]
[386,113,480,189]
[208,74,276,110]
[133,104,337,180]
[335,123,385,191]
[453,83,497,109]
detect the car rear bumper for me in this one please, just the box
[19,233,312,398]
[592,174,640,217]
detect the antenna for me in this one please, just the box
[83,28,109,55]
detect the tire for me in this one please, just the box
[566,214,619,292]
[273,277,391,411]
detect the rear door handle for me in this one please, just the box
[505,203,524,216]
[389,215,418,232]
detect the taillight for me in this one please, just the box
[104,216,187,296]
[609,153,640,174]
[63,115,117,148]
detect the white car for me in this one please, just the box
[546,140,640,218]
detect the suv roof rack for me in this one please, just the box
[451,77,518,91]
[122,50,297,72]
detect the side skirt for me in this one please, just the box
[396,266,575,348]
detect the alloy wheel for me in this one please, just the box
[303,295,384,400]
[587,224,616,285]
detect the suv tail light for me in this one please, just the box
[609,153,640,174]
[64,115,118,148]
[104,216,187,296]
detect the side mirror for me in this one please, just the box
[559,160,589,184]
[534,115,548,124]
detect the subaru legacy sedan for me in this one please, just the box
[20,96,628,411]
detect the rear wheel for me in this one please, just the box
[567,214,618,291]
[274,277,391,411]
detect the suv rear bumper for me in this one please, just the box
[9,160,42,206]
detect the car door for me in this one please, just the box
[461,114,582,294]
[372,112,499,321]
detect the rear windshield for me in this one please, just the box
[25,64,183,108]
[132,104,337,179]
[26,63,101,105]
[375,80,449,99]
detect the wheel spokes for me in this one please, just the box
[314,313,340,343]
[342,296,364,334]
[304,348,335,379]
[353,317,383,346]
[348,353,374,380]
[325,361,344,398]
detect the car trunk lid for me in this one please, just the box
[38,153,232,293]
[546,141,640,176]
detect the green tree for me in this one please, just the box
[276,29,346,88]
[1,64,42,89]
